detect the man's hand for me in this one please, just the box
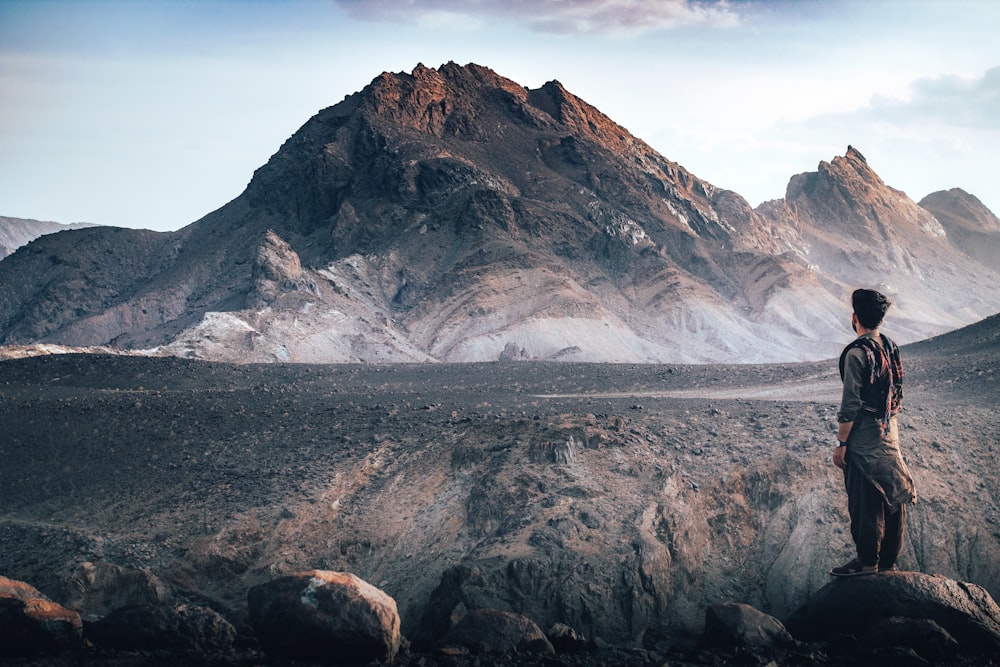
[833,444,847,470]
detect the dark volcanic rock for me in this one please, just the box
[85,603,236,653]
[247,570,401,664]
[64,561,170,620]
[858,616,960,661]
[785,572,1000,652]
[701,602,795,657]
[547,622,588,654]
[419,550,669,648]
[438,608,555,655]
[0,575,83,656]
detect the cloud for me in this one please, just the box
[869,66,1000,130]
[791,66,1000,142]
[334,0,744,35]
[756,66,1000,210]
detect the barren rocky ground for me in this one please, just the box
[0,316,997,664]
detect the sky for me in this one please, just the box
[1,0,999,232]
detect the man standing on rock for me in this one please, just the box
[831,289,916,577]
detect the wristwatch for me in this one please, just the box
[836,441,847,447]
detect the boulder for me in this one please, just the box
[247,570,400,665]
[0,575,82,656]
[859,616,960,661]
[785,572,1000,653]
[419,554,666,646]
[85,603,236,653]
[547,622,588,654]
[701,602,795,658]
[438,608,554,655]
[64,561,170,619]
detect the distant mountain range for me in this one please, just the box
[0,217,94,260]
[1,62,998,363]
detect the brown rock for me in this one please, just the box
[248,570,401,664]
[0,574,82,656]
[785,572,1000,653]
[247,229,316,308]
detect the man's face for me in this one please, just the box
[851,312,858,333]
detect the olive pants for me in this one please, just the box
[844,461,906,567]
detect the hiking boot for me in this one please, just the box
[830,558,877,577]
[878,563,899,573]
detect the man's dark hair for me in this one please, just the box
[852,288,892,330]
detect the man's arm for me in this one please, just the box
[833,347,865,469]
[836,422,854,442]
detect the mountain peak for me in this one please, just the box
[354,62,648,158]
[918,188,1000,268]
[525,77,653,159]
[845,144,867,164]
[3,66,999,363]
[784,146,945,241]
[920,188,1000,233]
[822,144,882,190]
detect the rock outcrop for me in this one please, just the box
[438,608,555,655]
[0,575,83,657]
[785,572,1000,653]
[701,602,795,658]
[64,561,170,620]
[7,565,1000,665]
[247,229,317,308]
[248,570,401,664]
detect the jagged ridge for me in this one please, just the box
[1,63,999,362]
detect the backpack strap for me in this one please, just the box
[881,333,904,415]
[839,336,881,384]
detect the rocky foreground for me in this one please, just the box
[4,567,1000,666]
[0,318,997,664]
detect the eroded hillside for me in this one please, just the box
[1,320,997,645]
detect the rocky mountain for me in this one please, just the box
[919,188,1000,270]
[1,63,998,363]
[0,216,95,260]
